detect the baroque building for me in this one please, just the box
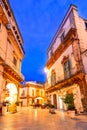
[20,81,46,106]
[0,0,24,112]
[45,4,87,112]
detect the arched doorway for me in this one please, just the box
[5,83,18,112]
[35,97,44,106]
[59,96,63,110]
[5,83,18,103]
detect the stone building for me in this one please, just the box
[45,4,87,112]
[0,0,24,112]
[19,81,46,106]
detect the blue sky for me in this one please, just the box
[9,0,87,83]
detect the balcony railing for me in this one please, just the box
[57,67,77,83]
[64,23,75,36]
[46,26,76,68]
[47,66,83,88]
[48,23,76,59]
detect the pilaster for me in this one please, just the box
[79,76,87,111]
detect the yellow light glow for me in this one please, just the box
[6,83,18,103]
[6,83,18,95]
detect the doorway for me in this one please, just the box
[53,94,57,108]
[59,97,63,110]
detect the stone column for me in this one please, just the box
[72,39,84,72]
[0,65,6,103]
[79,76,87,111]
[56,93,59,110]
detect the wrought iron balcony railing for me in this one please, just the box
[47,66,83,88]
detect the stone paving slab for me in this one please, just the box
[0,107,87,130]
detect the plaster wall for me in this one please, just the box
[47,45,76,87]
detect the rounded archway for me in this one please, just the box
[5,83,18,104]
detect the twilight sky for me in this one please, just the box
[9,0,87,83]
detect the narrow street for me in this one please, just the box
[0,107,87,130]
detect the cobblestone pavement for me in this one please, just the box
[0,107,87,130]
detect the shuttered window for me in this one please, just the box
[64,60,70,79]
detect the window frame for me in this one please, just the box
[63,60,71,79]
[51,70,56,86]
[60,32,65,42]
[32,89,34,96]
[85,22,87,30]
[0,22,2,31]
[13,56,17,66]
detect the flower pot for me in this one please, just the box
[2,106,7,116]
[49,108,56,114]
[67,110,75,118]
[17,106,21,112]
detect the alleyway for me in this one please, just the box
[0,107,87,130]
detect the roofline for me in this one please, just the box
[79,16,87,22]
[7,0,24,44]
[25,81,44,86]
[47,4,78,52]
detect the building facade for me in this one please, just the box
[20,81,46,106]
[45,5,87,112]
[0,0,24,112]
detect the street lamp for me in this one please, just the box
[44,67,48,73]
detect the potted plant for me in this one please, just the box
[48,104,56,114]
[62,93,75,118]
[2,100,9,115]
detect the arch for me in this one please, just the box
[6,83,18,95]
[5,83,18,103]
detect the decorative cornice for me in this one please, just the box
[45,71,85,93]
[61,55,69,64]
[3,63,24,82]
[46,28,76,69]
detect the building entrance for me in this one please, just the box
[5,83,18,112]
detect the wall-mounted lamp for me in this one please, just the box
[44,67,48,73]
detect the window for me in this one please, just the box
[41,90,43,96]
[50,49,53,56]
[13,57,17,66]
[50,48,53,57]
[61,32,65,42]
[85,22,87,30]
[64,60,70,79]
[32,90,34,96]
[21,90,25,97]
[51,70,56,86]
[0,22,2,31]
[36,90,39,96]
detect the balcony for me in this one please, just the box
[0,0,10,23]
[0,0,24,55]
[46,26,76,69]
[57,66,78,83]
[46,66,84,92]
[3,58,24,82]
